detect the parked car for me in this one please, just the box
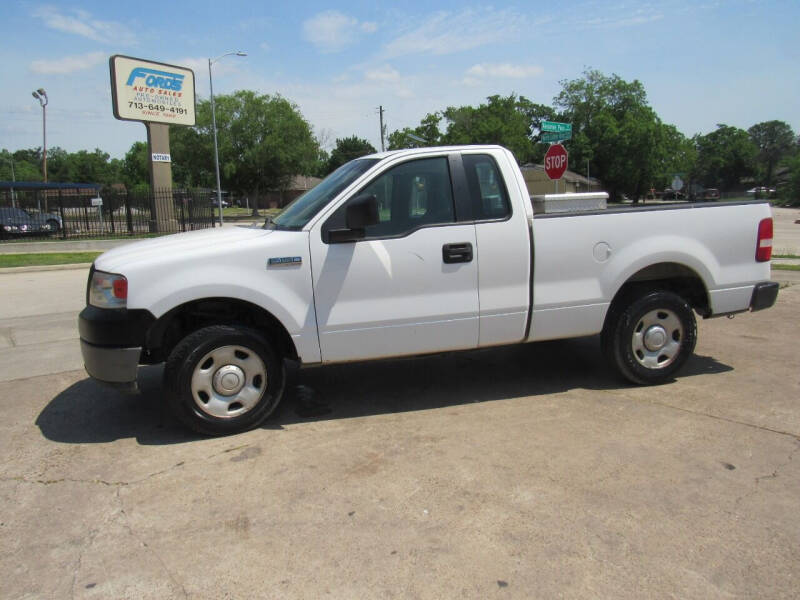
[662,188,685,200]
[0,207,62,238]
[80,145,778,435]
[700,188,720,201]
[747,187,776,198]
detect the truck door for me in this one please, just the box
[460,152,531,346]
[309,155,479,362]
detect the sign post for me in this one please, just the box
[109,55,196,231]
[541,123,572,192]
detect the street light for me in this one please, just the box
[31,89,48,183]
[209,51,246,226]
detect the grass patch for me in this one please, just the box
[772,264,800,271]
[0,252,102,268]
[0,233,166,243]
[222,207,282,218]
[773,254,800,259]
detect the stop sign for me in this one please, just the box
[544,144,568,180]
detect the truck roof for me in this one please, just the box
[364,144,507,161]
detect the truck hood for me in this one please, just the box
[95,225,273,273]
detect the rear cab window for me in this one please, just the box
[462,154,511,221]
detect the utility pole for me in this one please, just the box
[378,105,385,152]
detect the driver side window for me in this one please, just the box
[325,157,455,240]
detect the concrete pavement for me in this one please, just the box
[0,269,799,598]
[0,206,799,599]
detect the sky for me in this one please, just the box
[1,0,798,159]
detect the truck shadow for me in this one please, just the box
[36,336,732,445]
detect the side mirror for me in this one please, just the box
[327,194,379,243]
[345,193,379,229]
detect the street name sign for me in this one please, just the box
[541,131,572,143]
[541,121,572,133]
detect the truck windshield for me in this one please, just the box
[270,158,379,230]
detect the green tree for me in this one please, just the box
[387,97,555,164]
[554,69,683,200]
[170,99,216,189]
[1,149,41,182]
[2,148,45,181]
[440,94,551,164]
[122,141,150,189]
[693,124,757,189]
[388,113,443,150]
[170,91,321,212]
[780,153,800,206]
[61,149,120,184]
[325,136,376,174]
[748,120,796,186]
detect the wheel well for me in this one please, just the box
[142,298,298,364]
[605,263,710,329]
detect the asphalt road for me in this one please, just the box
[1,265,799,598]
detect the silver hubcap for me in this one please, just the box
[632,309,683,369]
[191,345,267,418]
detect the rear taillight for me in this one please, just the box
[756,218,773,262]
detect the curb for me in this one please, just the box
[0,263,92,275]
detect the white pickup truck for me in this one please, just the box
[79,145,779,435]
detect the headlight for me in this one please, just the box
[89,270,128,308]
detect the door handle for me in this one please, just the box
[442,242,473,264]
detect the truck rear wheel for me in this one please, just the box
[164,325,285,435]
[602,290,697,385]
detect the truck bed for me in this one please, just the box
[527,199,772,342]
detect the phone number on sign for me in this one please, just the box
[128,102,189,114]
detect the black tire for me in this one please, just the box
[164,325,285,435]
[602,290,697,385]
[47,219,60,236]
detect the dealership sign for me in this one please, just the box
[109,55,196,126]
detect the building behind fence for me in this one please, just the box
[0,182,216,241]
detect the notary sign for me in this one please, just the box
[109,55,196,126]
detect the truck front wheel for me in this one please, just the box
[164,325,285,435]
[602,290,697,385]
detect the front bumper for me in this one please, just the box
[78,305,156,385]
[80,340,141,384]
[750,281,779,312]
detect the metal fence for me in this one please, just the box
[0,187,216,242]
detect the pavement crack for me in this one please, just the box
[636,398,800,441]
[1,476,130,487]
[0,327,15,347]
[115,488,189,599]
[754,441,800,484]
[734,441,799,510]
[71,527,99,600]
